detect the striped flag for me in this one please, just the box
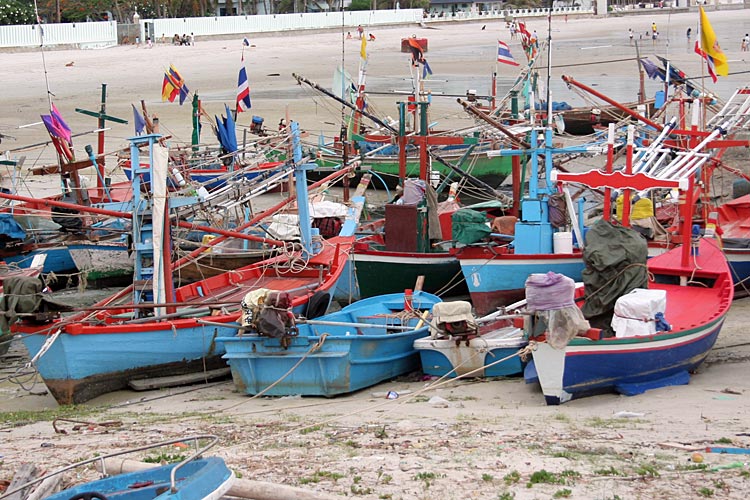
[694,41,718,83]
[236,56,251,113]
[698,7,728,79]
[497,40,519,66]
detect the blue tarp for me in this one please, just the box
[0,214,27,240]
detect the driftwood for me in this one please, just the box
[25,475,62,500]
[97,458,340,500]
[5,463,38,500]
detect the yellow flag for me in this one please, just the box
[699,6,728,77]
[360,37,367,61]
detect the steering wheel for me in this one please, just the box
[68,492,108,500]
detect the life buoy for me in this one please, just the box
[305,291,330,319]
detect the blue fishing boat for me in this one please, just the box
[16,125,362,405]
[218,291,442,397]
[1,435,233,500]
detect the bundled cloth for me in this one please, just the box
[526,272,590,350]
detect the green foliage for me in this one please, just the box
[635,463,660,478]
[503,470,521,485]
[0,0,35,25]
[698,487,714,497]
[348,0,371,11]
[553,489,572,498]
[143,453,186,463]
[498,493,515,500]
[482,473,494,482]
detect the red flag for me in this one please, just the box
[694,41,718,83]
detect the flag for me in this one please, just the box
[132,104,146,135]
[407,37,423,64]
[49,103,72,143]
[162,74,178,102]
[162,64,189,103]
[179,82,190,105]
[699,6,728,77]
[422,59,433,79]
[360,36,367,60]
[639,57,662,80]
[497,40,519,67]
[517,22,531,44]
[695,41,718,83]
[236,56,252,113]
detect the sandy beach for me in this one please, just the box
[3,8,750,500]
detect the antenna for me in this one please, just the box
[545,0,553,130]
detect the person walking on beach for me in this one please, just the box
[742,33,749,52]
[686,27,692,43]
[651,22,657,34]
[357,24,363,40]
[628,28,634,44]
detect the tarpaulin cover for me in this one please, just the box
[0,214,27,241]
[452,209,491,245]
[581,219,648,332]
[0,276,72,334]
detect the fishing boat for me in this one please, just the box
[0,435,233,500]
[15,125,364,404]
[218,291,441,397]
[414,300,527,378]
[524,122,734,404]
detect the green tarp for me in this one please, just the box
[581,219,648,334]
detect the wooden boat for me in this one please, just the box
[554,99,657,136]
[350,208,469,300]
[527,237,733,404]
[414,300,527,378]
[218,291,441,397]
[525,120,734,404]
[1,435,233,500]
[15,127,362,405]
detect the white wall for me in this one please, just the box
[0,21,118,49]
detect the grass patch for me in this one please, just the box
[503,470,521,485]
[526,469,580,488]
[697,487,714,497]
[635,463,660,478]
[553,488,573,498]
[716,437,733,444]
[594,466,624,476]
[299,424,323,434]
[498,492,516,500]
[143,453,186,464]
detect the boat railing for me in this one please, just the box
[0,434,221,499]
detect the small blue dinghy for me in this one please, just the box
[218,291,441,397]
[1,436,233,500]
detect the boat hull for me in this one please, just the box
[218,292,441,396]
[44,457,234,500]
[20,321,233,405]
[528,317,724,404]
[415,327,526,378]
[353,250,467,298]
[456,249,584,315]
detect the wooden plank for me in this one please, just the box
[128,368,231,391]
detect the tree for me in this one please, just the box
[0,0,35,24]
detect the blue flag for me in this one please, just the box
[132,104,146,135]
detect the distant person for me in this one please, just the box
[628,28,634,44]
[357,24,364,40]
[172,33,180,45]
[742,33,749,51]
[346,31,352,39]
[181,34,188,45]
[686,27,692,43]
[652,31,658,46]
[146,36,152,48]
[368,33,376,41]
[531,30,539,48]
[651,22,657,34]
[189,32,194,46]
